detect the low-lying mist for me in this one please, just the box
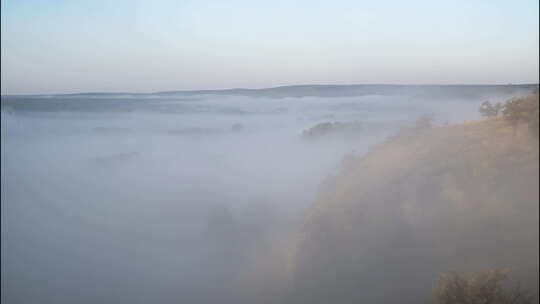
[1,86,537,303]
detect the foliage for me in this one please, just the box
[501,90,539,134]
[479,101,503,117]
[433,270,534,304]
[293,116,539,304]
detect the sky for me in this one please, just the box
[1,0,539,94]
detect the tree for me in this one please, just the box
[479,101,503,117]
[432,270,534,304]
[501,91,539,133]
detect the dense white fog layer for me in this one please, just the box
[0,91,524,303]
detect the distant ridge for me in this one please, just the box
[3,84,538,99]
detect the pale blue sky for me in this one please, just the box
[1,0,538,94]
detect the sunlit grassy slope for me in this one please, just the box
[288,117,539,303]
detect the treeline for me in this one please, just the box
[480,88,539,134]
[433,270,534,304]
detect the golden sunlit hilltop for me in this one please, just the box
[244,90,539,304]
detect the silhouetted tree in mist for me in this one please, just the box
[479,101,503,117]
[432,270,534,304]
[501,89,539,134]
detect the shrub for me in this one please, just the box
[432,270,534,304]
[479,101,503,117]
[501,90,539,133]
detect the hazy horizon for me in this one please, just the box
[2,0,539,95]
[2,82,539,96]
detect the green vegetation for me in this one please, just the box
[480,89,539,134]
[501,90,539,134]
[479,100,503,117]
[433,270,534,304]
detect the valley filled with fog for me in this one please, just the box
[1,85,535,303]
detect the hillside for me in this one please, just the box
[2,84,536,100]
[285,117,539,303]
